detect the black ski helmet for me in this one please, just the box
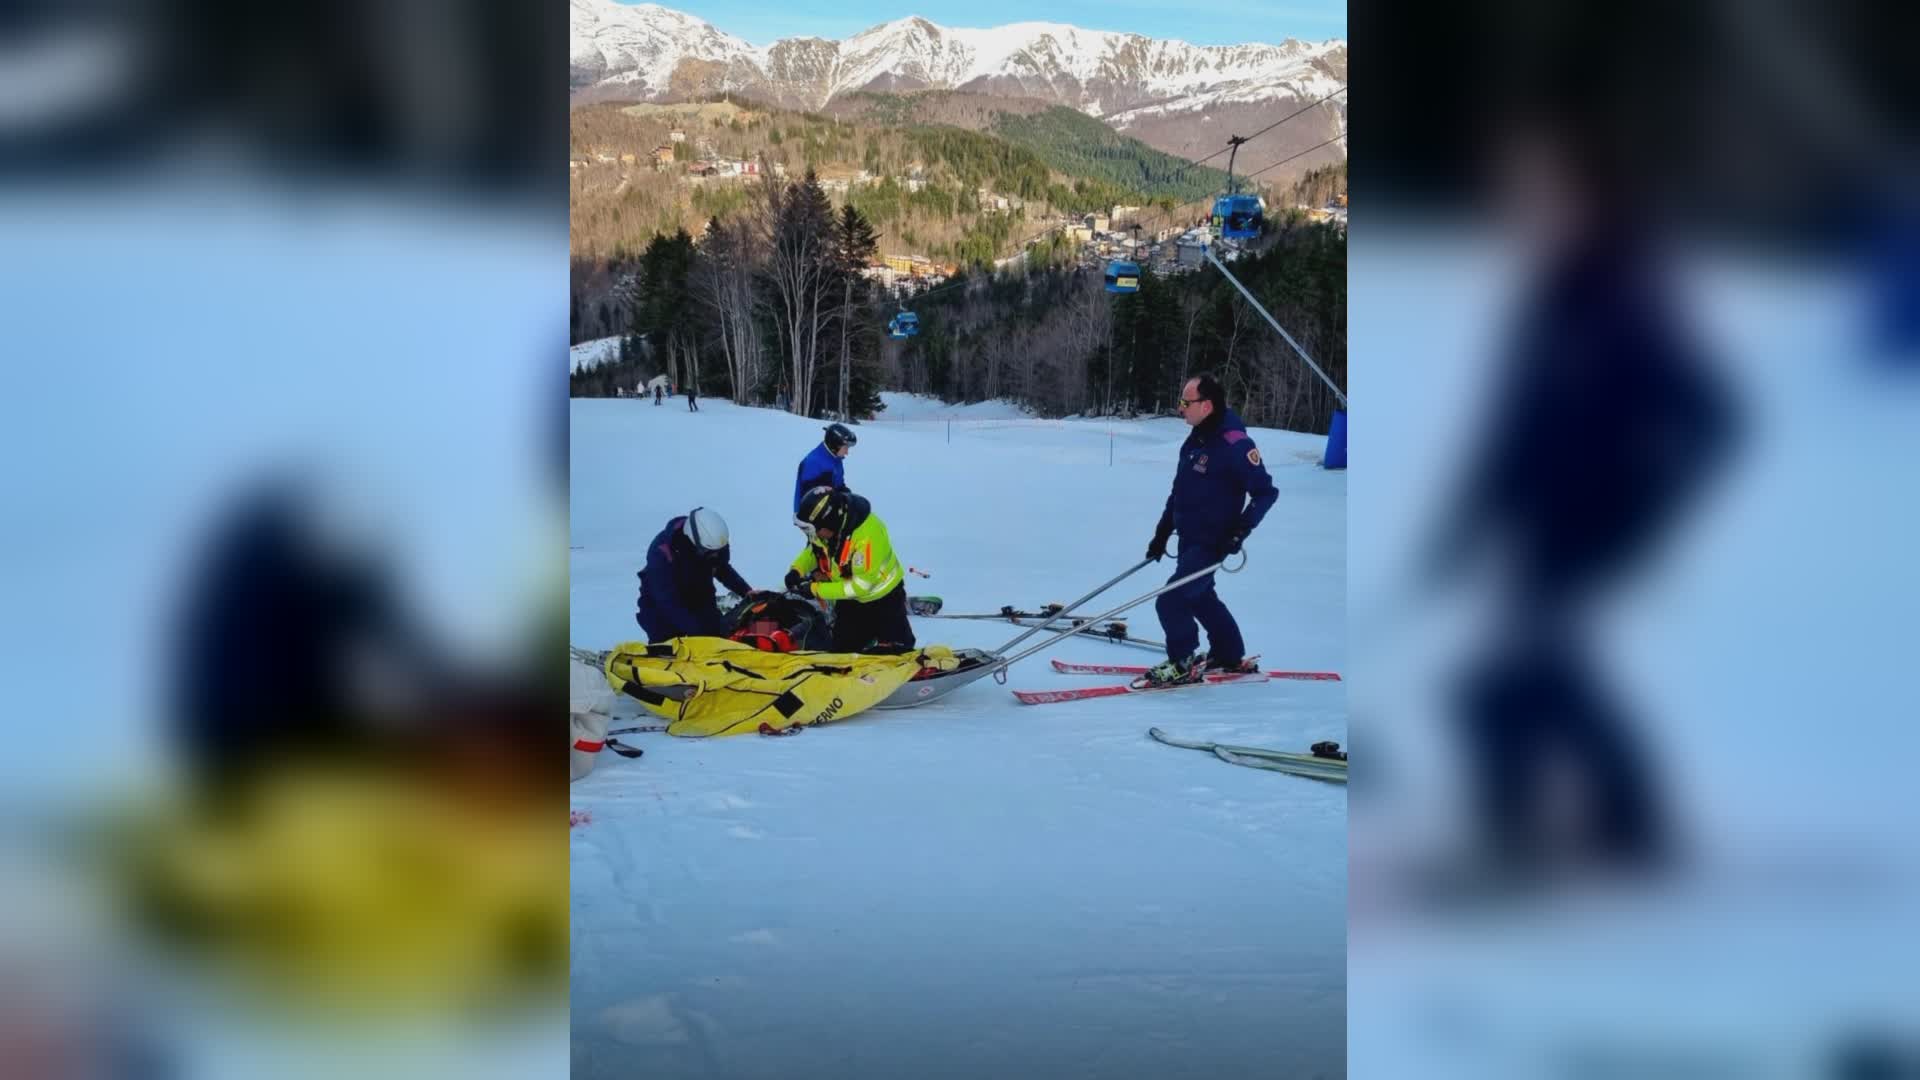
[795,485,849,538]
[824,423,857,452]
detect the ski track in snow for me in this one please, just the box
[570,394,1346,1079]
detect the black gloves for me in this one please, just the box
[784,568,805,593]
[1145,511,1174,562]
[1222,526,1249,557]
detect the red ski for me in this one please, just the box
[1012,671,1270,705]
[1050,658,1341,681]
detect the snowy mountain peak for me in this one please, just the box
[570,0,1345,119]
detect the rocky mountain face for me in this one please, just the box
[569,0,1346,176]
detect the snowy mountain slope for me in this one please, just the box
[567,0,757,96]
[569,396,1345,1077]
[569,334,622,373]
[569,0,1346,125]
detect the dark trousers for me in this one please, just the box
[1154,542,1244,663]
[830,586,915,654]
[687,394,699,411]
[1457,604,1662,869]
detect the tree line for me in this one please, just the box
[572,171,1346,436]
[569,100,1265,264]
[572,170,888,422]
[878,212,1345,433]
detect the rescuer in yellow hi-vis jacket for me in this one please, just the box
[785,486,916,654]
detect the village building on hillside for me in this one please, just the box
[1177,230,1210,268]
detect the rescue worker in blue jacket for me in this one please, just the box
[1141,374,1279,685]
[635,508,755,642]
[793,423,856,513]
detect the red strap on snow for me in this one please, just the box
[573,738,604,753]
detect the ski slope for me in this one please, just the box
[569,396,1346,1079]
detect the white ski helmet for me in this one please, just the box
[683,507,729,552]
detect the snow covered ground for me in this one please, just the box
[569,396,1346,1079]
[1347,233,1920,1076]
[869,390,1036,421]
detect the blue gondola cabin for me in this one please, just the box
[888,311,920,339]
[1104,260,1140,294]
[1211,194,1265,240]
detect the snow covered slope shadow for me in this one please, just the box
[569,396,1345,1079]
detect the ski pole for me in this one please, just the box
[993,552,1246,671]
[991,557,1153,655]
[908,565,932,578]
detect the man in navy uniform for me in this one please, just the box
[1142,374,1278,685]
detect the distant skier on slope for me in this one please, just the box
[1139,373,1278,686]
[786,486,915,654]
[793,423,856,513]
[686,382,700,411]
[636,508,754,642]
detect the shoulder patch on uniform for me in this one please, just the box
[1247,448,1262,466]
[1222,429,1248,444]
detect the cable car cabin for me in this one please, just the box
[1104,260,1141,294]
[887,312,920,339]
[1211,194,1265,240]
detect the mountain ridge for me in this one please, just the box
[570,0,1346,180]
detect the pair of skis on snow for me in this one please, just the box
[1010,658,1339,704]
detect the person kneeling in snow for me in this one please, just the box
[786,486,915,654]
[636,507,754,642]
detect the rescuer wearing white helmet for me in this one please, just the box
[634,507,755,642]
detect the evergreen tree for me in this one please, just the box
[828,204,882,419]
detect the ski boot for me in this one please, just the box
[1202,654,1260,675]
[1141,654,1206,687]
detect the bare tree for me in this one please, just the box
[760,173,837,416]
[693,215,767,404]
[1066,272,1111,417]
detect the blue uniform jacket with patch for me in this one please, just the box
[1162,408,1279,549]
[637,517,753,639]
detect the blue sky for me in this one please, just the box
[631,0,1346,48]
